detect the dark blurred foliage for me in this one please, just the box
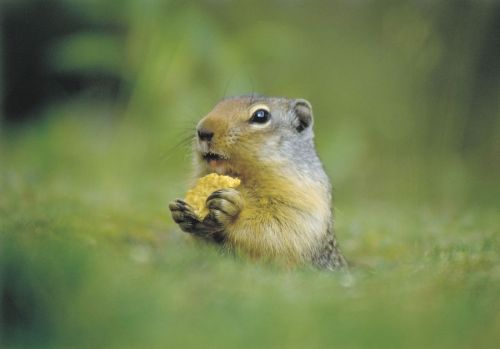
[0,0,125,121]
[425,1,500,176]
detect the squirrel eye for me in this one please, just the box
[250,109,271,124]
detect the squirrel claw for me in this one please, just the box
[205,188,243,227]
[169,198,227,239]
[169,199,203,234]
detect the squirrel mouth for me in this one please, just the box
[202,152,227,162]
[201,152,229,173]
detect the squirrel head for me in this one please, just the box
[194,96,316,180]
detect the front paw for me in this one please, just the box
[204,188,243,228]
[169,199,202,233]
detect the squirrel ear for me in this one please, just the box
[293,99,313,132]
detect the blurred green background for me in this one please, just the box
[1,1,499,348]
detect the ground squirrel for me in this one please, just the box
[169,96,346,270]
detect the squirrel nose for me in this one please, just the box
[197,128,214,141]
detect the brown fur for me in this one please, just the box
[170,96,346,269]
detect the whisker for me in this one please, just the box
[161,131,196,161]
[223,78,232,100]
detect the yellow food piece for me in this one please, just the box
[185,173,241,218]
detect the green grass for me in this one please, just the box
[1,109,499,349]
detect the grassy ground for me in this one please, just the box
[1,109,499,349]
